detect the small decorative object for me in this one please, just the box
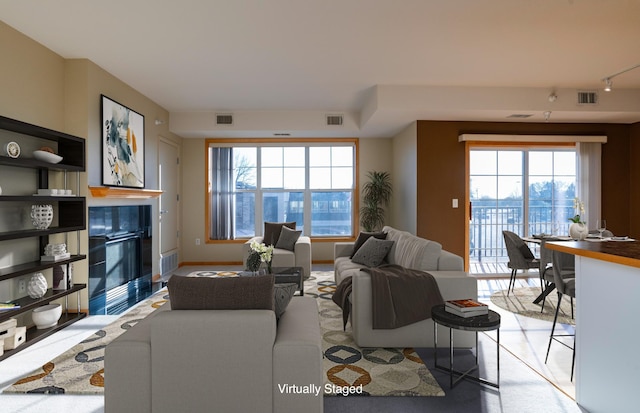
[0,184,2,195]
[568,197,588,240]
[246,250,262,273]
[27,272,48,298]
[52,266,66,290]
[33,149,63,164]
[5,141,20,158]
[31,304,62,329]
[31,204,53,229]
[248,240,274,273]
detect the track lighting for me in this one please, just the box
[543,111,551,122]
[601,63,640,92]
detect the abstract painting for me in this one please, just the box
[101,95,145,188]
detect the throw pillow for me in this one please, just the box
[351,237,394,267]
[275,225,302,251]
[350,231,387,258]
[263,221,296,246]
[273,283,297,319]
[168,274,274,311]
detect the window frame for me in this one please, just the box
[205,138,359,243]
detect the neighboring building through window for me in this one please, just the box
[207,139,357,241]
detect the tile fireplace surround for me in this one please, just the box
[88,205,153,315]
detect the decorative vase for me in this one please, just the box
[267,260,273,274]
[27,272,48,298]
[569,222,588,240]
[31,204,53,230]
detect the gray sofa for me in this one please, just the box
[334,226,477,348]
[105,296,323,413]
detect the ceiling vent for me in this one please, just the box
[216,113,234,125]
[326,114,344,126]
[507,114,533,118]
[577,91,598,105]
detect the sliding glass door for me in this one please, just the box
[469,148,576,270]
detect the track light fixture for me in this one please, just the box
[601,63,640,92]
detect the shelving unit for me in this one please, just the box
[0,114,86,361]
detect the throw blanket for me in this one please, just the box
[333,264,444,330]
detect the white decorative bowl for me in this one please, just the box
[32,304,62,329]
[33,150,63,164]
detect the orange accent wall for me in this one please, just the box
[416,121,634,265]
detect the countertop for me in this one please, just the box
[546,239,640,269]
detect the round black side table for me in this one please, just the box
[431,304,501,389]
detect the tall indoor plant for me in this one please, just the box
[360,171,392,232]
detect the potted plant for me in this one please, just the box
[359,171,392,232]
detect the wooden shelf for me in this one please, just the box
[88,186,163,199]
[0,255,87,282]
[0,311,87,362]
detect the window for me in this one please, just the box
[469,147,576,266]
[207,139,357,240]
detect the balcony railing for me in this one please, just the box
[469,203,572,271]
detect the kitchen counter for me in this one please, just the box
[546,239,640,413]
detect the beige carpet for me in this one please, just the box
[308,271,444,397]
[490,286,575,325]
[6,271,444,397]
[3,289,169,394]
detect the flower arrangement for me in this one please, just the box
[246,240,274,272]
[568,197,586,224]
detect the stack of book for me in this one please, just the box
[445,299,488,318]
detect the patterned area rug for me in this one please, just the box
[3,289,169,394]
[490,286,575,325]
[307,271,444,397]
[5,271,444,397]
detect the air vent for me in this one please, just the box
[274,133,291,136]
[507,114,533,118]
[577,91,598,105]
[326,114,344,126]
[216,113,233,125]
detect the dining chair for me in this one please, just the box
[502,230,539,296]
[538,240,575,315]
[545,249,576,381]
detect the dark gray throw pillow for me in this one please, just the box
[263,221,296,246]
[168,274,274,311]
[351,237,394,267]
[350,231,387,258]
[273,283,297,318]
[275,225,302,251]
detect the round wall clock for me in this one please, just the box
[6,141,20,158]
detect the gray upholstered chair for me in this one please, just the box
[502,230,539,295]
[545,249,576,381]
[538,240,575,313]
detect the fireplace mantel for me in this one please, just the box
[88,186,163,199]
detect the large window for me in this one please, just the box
[469,147,576,265]
[207,139,356,240]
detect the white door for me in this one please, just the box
[159,138,179,275]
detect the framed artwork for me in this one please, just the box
[101,95,145,188]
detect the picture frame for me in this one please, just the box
[101,95,145,188]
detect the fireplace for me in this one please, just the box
[88,205,153,315]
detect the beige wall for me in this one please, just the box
[391,122,417,233]
[0,21,182,310]
[180,137,393,264]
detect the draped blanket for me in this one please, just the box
[332,264,444,330]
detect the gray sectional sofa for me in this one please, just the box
[105,296,323,413]
[334,226,477,348]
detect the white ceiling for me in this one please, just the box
[2,0,640,138]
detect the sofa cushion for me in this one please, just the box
[350,231,387,258]
[264,222,296,246]
[168,274,275,310]
[273,283,297,318]
[351,237,394,267]
[383,226,442,271]
[275,225,302,251]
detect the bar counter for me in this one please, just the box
[546,239,640,413]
